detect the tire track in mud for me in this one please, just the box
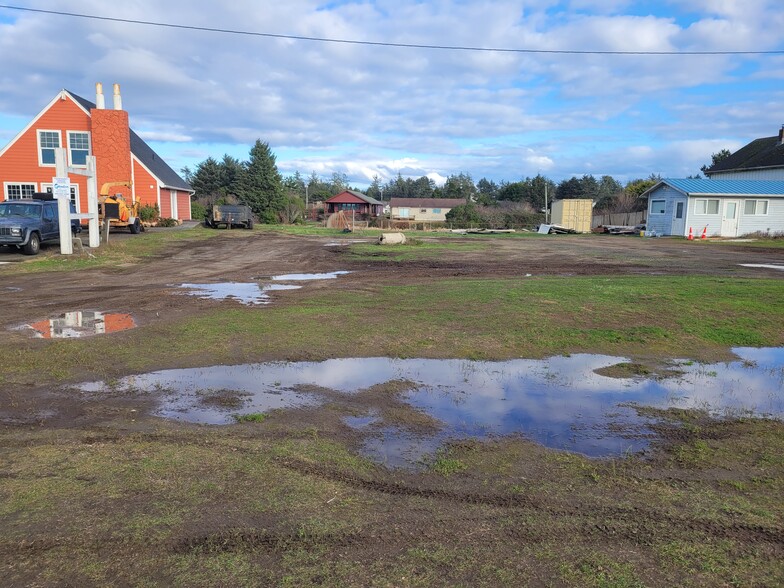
[274,457,784,547]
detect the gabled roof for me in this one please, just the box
[389,198,466,208]
[326,190,383,205]
[706,134,784,175]
[67,90,192,192]
[644,178,784,198]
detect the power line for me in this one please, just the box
[1,4,783,56]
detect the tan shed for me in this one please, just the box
[551,199,593,233]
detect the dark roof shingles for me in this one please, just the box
[708,135,784,174]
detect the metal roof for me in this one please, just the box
[67,90,192,192]
[653,178,784,197]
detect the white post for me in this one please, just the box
[85,156,100,248]
[544,184,549,224]
[54,148,73,255]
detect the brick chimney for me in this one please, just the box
[90,83,132,199]
[779,124,784,145]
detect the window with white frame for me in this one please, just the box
[37,130,60,166]
[695,199,720,215]
[42,183,79,209]
[5,183,36,200]
[67,131,90,166]
[743,199,768,215]
[650,200,666,214]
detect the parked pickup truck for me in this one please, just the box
[205,204,254,229]
[0,195,81,255]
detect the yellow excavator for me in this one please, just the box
[99,181,144,234]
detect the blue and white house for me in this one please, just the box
[643,179,784,238]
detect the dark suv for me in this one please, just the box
[0,195,81,255]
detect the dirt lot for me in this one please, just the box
[1,229,783,586]
[2,230,782,328]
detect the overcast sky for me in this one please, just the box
[1,1,783,187]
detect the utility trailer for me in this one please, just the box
[205,205,254,229]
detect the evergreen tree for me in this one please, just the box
[190,157,224,199]
[237,140,286,223]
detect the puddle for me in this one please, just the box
[79,348,784,464]
[177,282,301,305]
[80,348,784,466]
[324,240,367,246]
[740,264,784,271]
[18,311,136,338]
[271,271,351,281]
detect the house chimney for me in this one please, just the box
[95,82,105,109]
[113,83,123,111]
[779,124,784,145]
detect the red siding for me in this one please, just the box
[0,95,91,211]
[176,191,192,220]
[132,158,159,209]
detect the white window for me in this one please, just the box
[743,200,768,215]
[4,182,36,200]
[37,130,61,166]
[650,200,666,214]
[42,183,79,210]
[67,131,91,166]
[695,199,720,215]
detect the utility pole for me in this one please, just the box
[544,184,548,224]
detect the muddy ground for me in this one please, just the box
[1,229,782,440]
[1,229,783,586]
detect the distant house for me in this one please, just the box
[705,126,784,180]
[0,85,193,220]
[389,198,466,222]
[643,178,784,237]
[324,190,384,217]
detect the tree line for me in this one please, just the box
[184,140,729,224]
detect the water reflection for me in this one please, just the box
[177,282,301,305]
[21,311,136,338]
[79,349,784,461]
[271,271,351,281]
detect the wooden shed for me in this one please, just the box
[551,199,593,233]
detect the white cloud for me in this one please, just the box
[0,1,782,184]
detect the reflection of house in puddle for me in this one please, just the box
[26,311,136,339]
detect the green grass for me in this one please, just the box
[233,412,267,423]
[4,275,783,384]
[347,239,487,261]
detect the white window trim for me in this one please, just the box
[66,130,91,168]
[694,198,720,215]
[37,129,62,167]
[3,181,38,200]
[41,182,80,211]
[743,199,769,216]
[650,199,666,215]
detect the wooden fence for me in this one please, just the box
[591,211,646,229]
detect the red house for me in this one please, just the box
[0,84,193,219]
[325,190,384,217]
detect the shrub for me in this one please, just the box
[138,203,159,222]
[157,217,179,227]
[190,201,207,221]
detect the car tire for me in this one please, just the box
[23,232,41,256]
[246,219,254,230]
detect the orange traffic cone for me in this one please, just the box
[687,227,693,240]
[701,226,707,240]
